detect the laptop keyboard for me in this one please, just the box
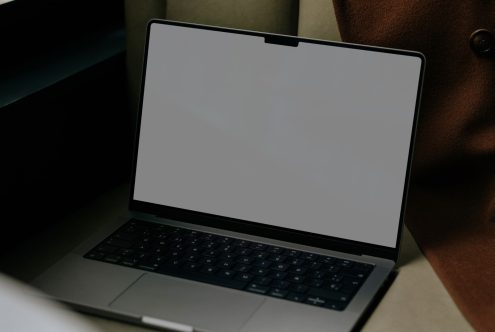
[85,219,374,311]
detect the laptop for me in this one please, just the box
[33,20,424,332]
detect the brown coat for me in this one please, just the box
[333,1,495,331]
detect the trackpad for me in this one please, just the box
[110,274,264,332]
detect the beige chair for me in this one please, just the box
[124,0,340,116]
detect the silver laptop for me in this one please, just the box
[33,20,424,332]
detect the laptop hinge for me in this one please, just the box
[264,35,299,47]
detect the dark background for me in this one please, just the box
[0,0,132,249]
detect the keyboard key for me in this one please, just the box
[342,270,367,279]
[308,262,322,270]
[120,257,139,266]
[324,265,340,274]
[253,251,269,260]
[271,271,288,279]
[218,269,236,279]
[199,257,216,265]
[238,256,255,264]
[234,264,251,273]
[136,252,150,260]
[340,286,356,295]
[140,237,152,244]
[219,245,234,253]
[137,260,160,271]
[218,237,232,244]
[332,275,345,283]
[104,255,121,263]
[311,270,326,279]
[203,241,217,249]
[153,247,166,254]
[114,232,138,241]
[168,250,182,259]
[269,288,288,298]
[353,263,374,272]
[253,277,272,286]
[254,260,272,268]
[246,283,269,294]
[106,238,132,249]
[328,283,343,291]
[203,250,217,257]
[184,262,202,271]
[186,254,199,262]
[221,252,238,260]
[306,296,326,306]
[271,280,290,289]
[325,301,346,311]
[287,250,300,257]
[288,258,304,265]
[187,246,202,254]
[272,263,289,271]
[250,243,266,251]
[337,259,353,268]
[164,258,183,268]
[290,284,308,294]
[287,292,306,302]
[289,275,305,283]
[218,260,235,269]
[307,288,350,302]
[170,243,185,250]
[184,237,199,246]
[200,234,215,241]
[154,239,168,247]
[343,279,361,288]
[291,266,307,275]
[309,279,324,287]
[201,266,217,274]
[270,255,287,263]
[233,240,252,248]
[319,256,334,264]
[252,268,269,276]
[301,253,319,261]
[236,273,253,282]
[267,246,285,254]
[237,248,252,256]
[96,245,118,254]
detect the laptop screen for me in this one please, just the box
[133,22,422,248]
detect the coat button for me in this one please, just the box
[470,29,495,56]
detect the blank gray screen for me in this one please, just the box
[133,23,421,248]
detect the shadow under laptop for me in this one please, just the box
[352,270,398,331]
[396,228,423,268]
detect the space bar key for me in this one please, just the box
[158,266,247,290]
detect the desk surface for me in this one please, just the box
[0,184,474,331]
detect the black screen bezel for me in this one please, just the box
[129,19,425,262]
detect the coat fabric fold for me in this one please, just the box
[333,1,495,331]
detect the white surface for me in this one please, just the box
[134,23,422,247]
[0,273,99,332]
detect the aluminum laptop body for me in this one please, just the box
[32,20,424,332]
